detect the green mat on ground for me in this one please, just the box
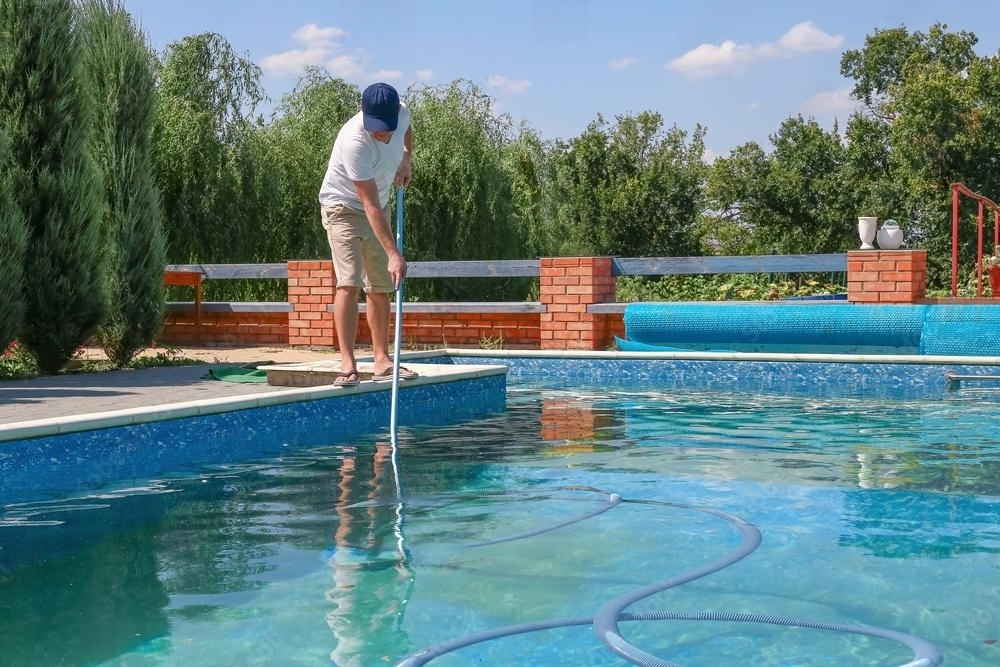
[202,364,270,383]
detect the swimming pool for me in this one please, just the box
[2,353,999,666]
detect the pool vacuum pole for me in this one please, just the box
[389,187,404,445]
[389,188,407,561]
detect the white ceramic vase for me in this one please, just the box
[858,217,877,250]
[876,220,904,250]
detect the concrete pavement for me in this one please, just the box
[0,345,340,437]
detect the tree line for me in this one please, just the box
[1,1,996,372]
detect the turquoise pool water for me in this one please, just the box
[2,365,999,665]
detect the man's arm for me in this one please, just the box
[352,178,406,288]
[394,125,412,187]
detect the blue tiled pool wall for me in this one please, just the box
[619,303,1000,356]
[0,375,506,506]
[451,355,1000,400]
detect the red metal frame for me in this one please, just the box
[951,182,1000,296]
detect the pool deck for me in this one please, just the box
[0,347,507,443]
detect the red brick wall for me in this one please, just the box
[539,257,617,350]
[393,312,540,348]
[160,310,549,348]
[160,256,624,350]
[847,250,927,303]
[605,315,625,343]
[162,311,287,346]
[157,251,944,349]
[287,260,335,346]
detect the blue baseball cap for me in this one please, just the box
[361,83,400,132]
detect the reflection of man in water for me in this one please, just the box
[326,443,414,666]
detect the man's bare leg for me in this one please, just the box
[366,290,393,375]
[335,286,361,374]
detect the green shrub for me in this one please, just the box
[615,273,847,302]
[0,341,39,379]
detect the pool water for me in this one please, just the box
[2,379,999,666]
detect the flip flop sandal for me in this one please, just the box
[371,366,419,381]
[333,370,360,387]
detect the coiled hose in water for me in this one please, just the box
[389,489,942,667]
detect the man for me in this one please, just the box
[319,82,418,387]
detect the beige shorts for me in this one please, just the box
[321,203,393,293]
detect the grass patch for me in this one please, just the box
[0,342,204,381]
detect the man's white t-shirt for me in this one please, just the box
[318,104,411,210]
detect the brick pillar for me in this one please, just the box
[847,250,927,303]
[287,260,336,346]
[539,257,616,350]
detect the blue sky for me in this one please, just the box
[121,0,1000,159]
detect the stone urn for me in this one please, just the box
[858,217,877,250]
[876,220,904,250]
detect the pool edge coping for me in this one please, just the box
[443,348,1000,366]
[0,361,507,443]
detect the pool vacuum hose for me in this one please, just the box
[392,488,942,667]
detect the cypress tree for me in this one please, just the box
[79,0,166,367]
[0,0,107,374]
[0,128,27,351]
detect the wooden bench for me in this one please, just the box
[163,269,205,342]
[164,264,290,340]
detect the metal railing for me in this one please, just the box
[951,182,1000,297]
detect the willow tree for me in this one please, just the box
[79,0,167,367]
[0,0,106,373]
[263,68,359,261]
[0,128,26,350]
[405,79,531,300]
[501,124,549,260]
[152,32,266,263]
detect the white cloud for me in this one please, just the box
[747,100,760,112]
[667,40,758,78]
[261,23,347,76]
[263,23,412,84]
[666,21,842,78]
[371,69,403,81]
[800,86,858,115]
[293,23,346,48]
[702,147,719,164]
[260,48,329,76]
[327,54,365,79]
[487,74,531,94]
[415,69,434,81]
[778,21,843,53]
[609,57,639,71]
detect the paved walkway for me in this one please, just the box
[0,345,340,436]
[0,364,301,425]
